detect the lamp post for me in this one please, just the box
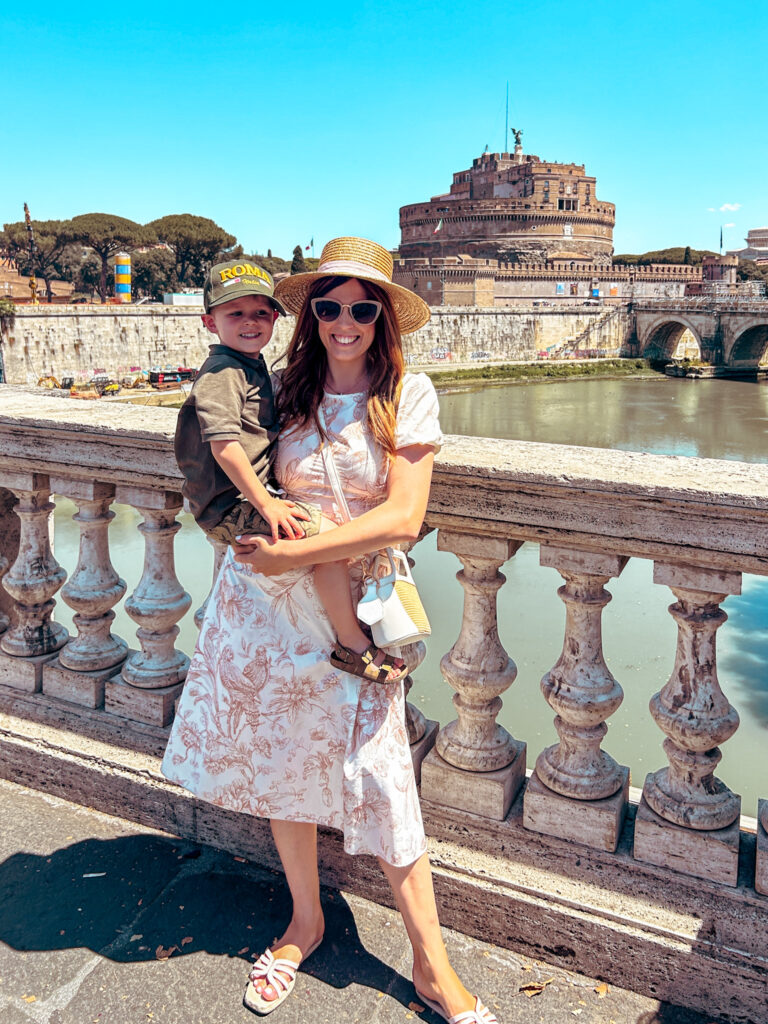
[23,203,39,305]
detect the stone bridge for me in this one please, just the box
[632,297,768,368]
[1,386,768,1022]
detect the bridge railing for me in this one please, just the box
[0,386,767,906]
[634,296,768,312]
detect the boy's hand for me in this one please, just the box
[260,496,311,541]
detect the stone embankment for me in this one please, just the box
[0,305,632,384]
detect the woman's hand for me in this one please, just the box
[232,535,301,576]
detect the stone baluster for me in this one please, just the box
[0,486,14,638]
[523,547,629,852]
[634,563,742,886]
[757,801,768,896]
[105,487,191,727]
[401,635,438,786]
[402,640,428,744]
[421,531,525,820]
[42,480,128,709]
[0,551,8,637]
[0,472,67,692]
[194,535,228,629]
[399,540,438,763]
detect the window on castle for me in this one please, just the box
[558,199,579,211]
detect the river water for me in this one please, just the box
[52,376,768,814]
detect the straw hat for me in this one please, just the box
[274,237,430,334]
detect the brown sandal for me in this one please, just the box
[330,641,408,684]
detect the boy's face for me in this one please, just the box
[201,294,278,357]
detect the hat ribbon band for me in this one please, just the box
[317,259,390,284]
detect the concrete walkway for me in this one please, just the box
[0,780,717,1024]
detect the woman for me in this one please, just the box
[162,237,498,1024]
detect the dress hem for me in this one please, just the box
[160,766,427,867]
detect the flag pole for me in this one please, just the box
[505,82,509,153]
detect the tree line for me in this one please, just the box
[0,212,317,303]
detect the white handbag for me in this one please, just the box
[357,546,431,648]
[318,425,431,648]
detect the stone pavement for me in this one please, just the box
[0,780,718,1024]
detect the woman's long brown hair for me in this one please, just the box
[274,276,405,458]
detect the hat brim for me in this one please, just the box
[206,292,287,317]
[274,271,430,334]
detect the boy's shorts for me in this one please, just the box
[204,498,323,545]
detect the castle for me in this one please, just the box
[393,141,708,306]
[399,140,615,265]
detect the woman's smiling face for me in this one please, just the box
[315,279,376,372]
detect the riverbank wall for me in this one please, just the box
[0,305,633,384]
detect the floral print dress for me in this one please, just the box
[162,373,442,866]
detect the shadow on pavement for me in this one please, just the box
[0,832,418,1010]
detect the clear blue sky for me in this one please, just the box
[2,0,765,260]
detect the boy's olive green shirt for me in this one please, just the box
[174,344,278,530]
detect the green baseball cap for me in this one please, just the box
[203,259,287,315]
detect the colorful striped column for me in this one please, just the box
[114,252,131,303]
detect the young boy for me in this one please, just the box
[175,259,405,684]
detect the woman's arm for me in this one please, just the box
[232,443,434,575]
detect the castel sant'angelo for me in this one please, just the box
[392,135,730,305]
[399,137,615,265]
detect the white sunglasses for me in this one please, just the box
[310,298,382,325]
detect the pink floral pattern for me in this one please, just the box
[162,374,442,866]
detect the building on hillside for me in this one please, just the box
[727,227,768,265]
[398,140,615,265]
[0,265,74,303]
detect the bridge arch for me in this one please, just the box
[639,316,702,361]
[725,319,768,368]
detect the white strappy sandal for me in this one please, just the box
[244,939,322,1016]
[415,991,499,1024]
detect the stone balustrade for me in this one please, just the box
[1,385,767,910]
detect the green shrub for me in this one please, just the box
[426,358,655,388]
[0,298,16,333]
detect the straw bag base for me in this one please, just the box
[367,577,431,648]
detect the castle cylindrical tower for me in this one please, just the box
[114,252,131,304]
[399,150,615,266]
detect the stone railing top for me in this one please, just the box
[3,384,768,572]
[634,298,768,312]
[432,435,768,573]
[438,433,768,507]
[10,305,205,318]
[0,387,181,489]
[0,387,178,440]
